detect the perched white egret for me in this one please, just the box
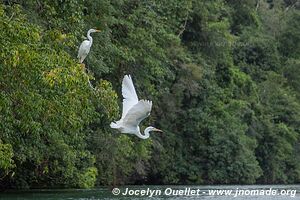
[77,29,100,63]
[110,75,162,139]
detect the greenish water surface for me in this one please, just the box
[0,185,299,200]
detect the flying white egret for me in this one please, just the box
[110,75,162,139]
[77,29,100,63]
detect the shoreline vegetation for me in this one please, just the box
[0,0,300,189]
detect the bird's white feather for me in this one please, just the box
[78,40,91,63]
[122,100,152,131]
[110,75,159,139]
[121,75,139,119]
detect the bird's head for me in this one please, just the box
[89,29,101,33]
[147,126,163,133]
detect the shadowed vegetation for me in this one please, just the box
[0,0,299,188]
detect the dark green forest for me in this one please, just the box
[0,0,299,189]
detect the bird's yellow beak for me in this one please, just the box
[154,128,163,133]
[96,29,101,32]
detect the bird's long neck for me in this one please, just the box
[136,127,151,139]
[87,30,93,43]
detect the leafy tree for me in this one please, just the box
[1,0,300,188]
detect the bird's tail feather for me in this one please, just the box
[110,122,119,129]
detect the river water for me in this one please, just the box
[0,185,299,200]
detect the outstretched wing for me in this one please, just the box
[122,100,152,129]
[121,75,139,119]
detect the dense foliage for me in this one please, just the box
[0,0,299,188]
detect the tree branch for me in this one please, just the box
[285,1,298,12]
[256,0,261,11]
[177,13,189,37]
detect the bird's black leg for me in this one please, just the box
[84,61,95,90]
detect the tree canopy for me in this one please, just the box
[0,0,299,188]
